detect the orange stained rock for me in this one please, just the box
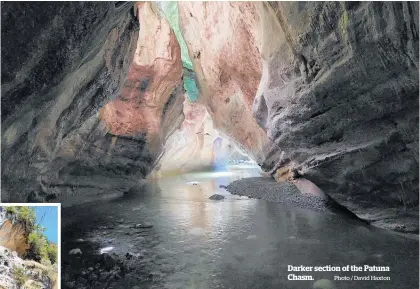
[0,220,30,257]
[178,2,270,162]
[101,2,182,139]
[179,2,261,107]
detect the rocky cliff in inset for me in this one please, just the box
[0,246,56,289]
[0,207,57,289]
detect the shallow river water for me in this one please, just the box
[63,164,419,289]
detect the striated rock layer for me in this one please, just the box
[256,2,419,230]
[1,2,186,204]
[1,2,143,203]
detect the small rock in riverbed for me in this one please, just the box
[132,223,153,229]
[100,253,118,269]
[219,185,227,189]
[69,248,82,255]
[88,273,98,281]
[114,273,122,280]
[65,281,76,288]
[125,252,141,259]
[99,272,111,282]
[209,194,224,200]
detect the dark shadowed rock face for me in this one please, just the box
[1,2,148,203]
[253,2,419,229]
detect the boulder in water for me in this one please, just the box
[209,194,225,200]
[69,248,82,255]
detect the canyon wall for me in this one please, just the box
[177,2,419,230]
[155,99,250,175]
[178,2,283,169]
[259,2,419,230]
[1,2,147,204]
[100,2,185,157]
[1,2,419,230]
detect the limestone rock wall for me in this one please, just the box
[177,2,419,230]
[254,2,419,228]
[1,2,143,203]
[100,2,184,158]
[155,98,249,175]
[178,2,283,167]
[0,246,55,289]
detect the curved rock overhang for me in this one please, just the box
[1,2,419,232]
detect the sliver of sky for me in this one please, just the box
[34,206,58,244]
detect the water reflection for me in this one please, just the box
[64,164,419,289]
[99,246,114,254]
[155,163,263,243]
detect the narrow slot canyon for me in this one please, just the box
[1,2,419,289]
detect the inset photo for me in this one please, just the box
[0,204,61,289]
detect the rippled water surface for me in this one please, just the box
[64,164,419,289]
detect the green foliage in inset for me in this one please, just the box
[12,267,28,288]
[6,206,17,215]
[46,243,58,265]
[6,206,36,232]
[26,230,49,262]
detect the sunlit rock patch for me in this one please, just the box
[100,2,183,150]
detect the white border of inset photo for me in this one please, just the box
[0,203,61,289]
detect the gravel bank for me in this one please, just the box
[226,177,365,222]
[226,177,329,212]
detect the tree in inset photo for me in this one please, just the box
[0,205,59,289]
